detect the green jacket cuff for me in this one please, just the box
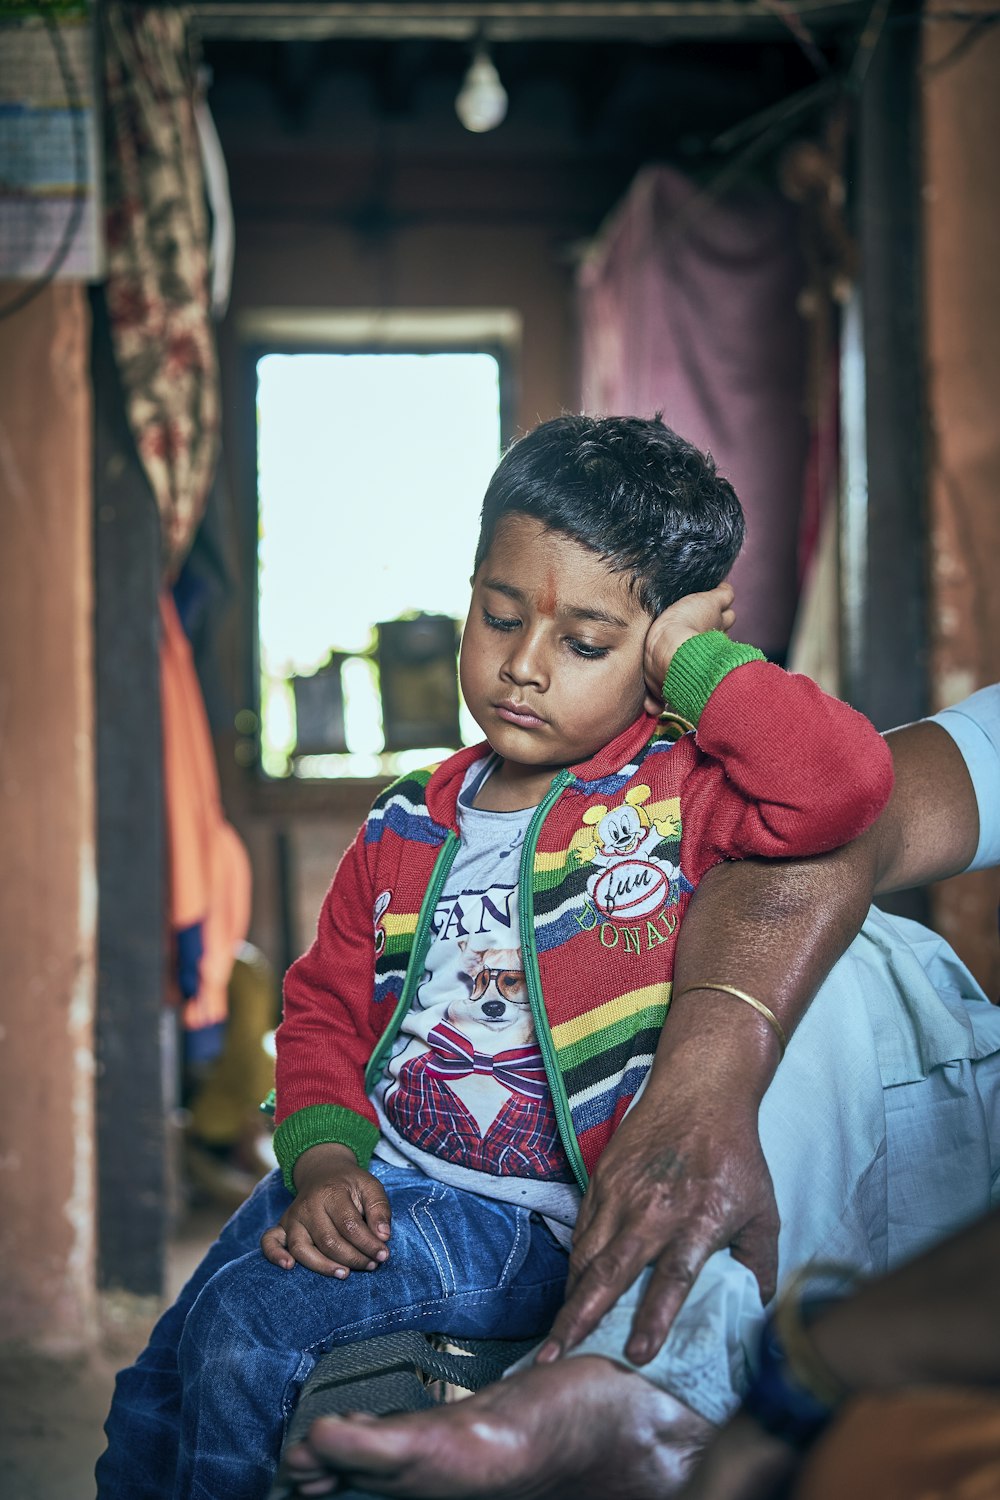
[273,1104,381,1192]
[663,631,766,724]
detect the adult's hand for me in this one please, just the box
[536,829,884,1370]
[536,1086,779,1366]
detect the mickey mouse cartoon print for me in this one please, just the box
[578,785,693,922]
[372,890,392,958]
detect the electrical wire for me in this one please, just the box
[758,0,832,74]
[652,0,899,253]
[846,0,893,90]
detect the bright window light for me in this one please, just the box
[257,351,502,777]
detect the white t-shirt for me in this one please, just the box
[372,756,581,1238]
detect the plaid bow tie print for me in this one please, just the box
[422,1021,549,1099]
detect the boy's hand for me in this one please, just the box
[643,583,736,714]
[260,1142,392,1278]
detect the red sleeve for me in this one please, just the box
[274,827,380,1130]
[689,659,894,865]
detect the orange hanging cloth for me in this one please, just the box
[160,589,251,1032]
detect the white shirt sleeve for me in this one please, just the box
[929,683,1000,872]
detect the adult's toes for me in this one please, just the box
[306,1413,426,1475]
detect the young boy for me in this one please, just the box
[97,415,892,1500]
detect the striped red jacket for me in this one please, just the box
[273,634,894,1192]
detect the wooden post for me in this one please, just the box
[92,289,170,1297]
[840,0,928,733]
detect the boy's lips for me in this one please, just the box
[493,699,547,729]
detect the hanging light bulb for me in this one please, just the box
[455,45,508,133]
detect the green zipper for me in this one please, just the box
[518,768,589,1192]
[364,831,461,1091]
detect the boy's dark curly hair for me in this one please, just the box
[474,413,744,615]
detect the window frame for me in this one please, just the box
[236,308,519,801]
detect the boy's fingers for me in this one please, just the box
[325,1187,389,1261]
[358,1181,393,1242]
[286,1215,380,1274]
[261,1224,296,1270]
[283,1237,356,1278]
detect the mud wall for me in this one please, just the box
[0,284,96,1346]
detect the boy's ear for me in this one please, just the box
[581,805,607,827]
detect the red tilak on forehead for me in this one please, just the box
[536,572,557,615]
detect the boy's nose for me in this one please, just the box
[502,632,549,689]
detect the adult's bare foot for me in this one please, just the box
[281,1355,713,1500]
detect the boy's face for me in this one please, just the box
[460,514,651,780]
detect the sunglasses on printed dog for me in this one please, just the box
[469,966,527,1002]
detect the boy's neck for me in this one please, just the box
[471,756,565,813]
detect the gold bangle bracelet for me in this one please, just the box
[673,981,787,1060]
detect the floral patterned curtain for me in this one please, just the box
[102,5,220,576]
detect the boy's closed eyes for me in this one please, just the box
[480,605,613,662]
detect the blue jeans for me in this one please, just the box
[95,1162,568,1500]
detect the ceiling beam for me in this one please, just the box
[188,1,869,44]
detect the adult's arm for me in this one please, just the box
[539,700,989,1366]
[875,721,977,888]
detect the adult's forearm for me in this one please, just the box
[875,720,980,893]
[658,840,876,1107]
[571,711,985,1368]
[660,714,981,1103]
[547,776,886,1360]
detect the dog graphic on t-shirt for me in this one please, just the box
[383,942,570,1176]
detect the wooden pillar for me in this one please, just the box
[840,0,929,736]
[838,1,929,924]
[92,289,170,1297]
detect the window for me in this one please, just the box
[254,344,505,779]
